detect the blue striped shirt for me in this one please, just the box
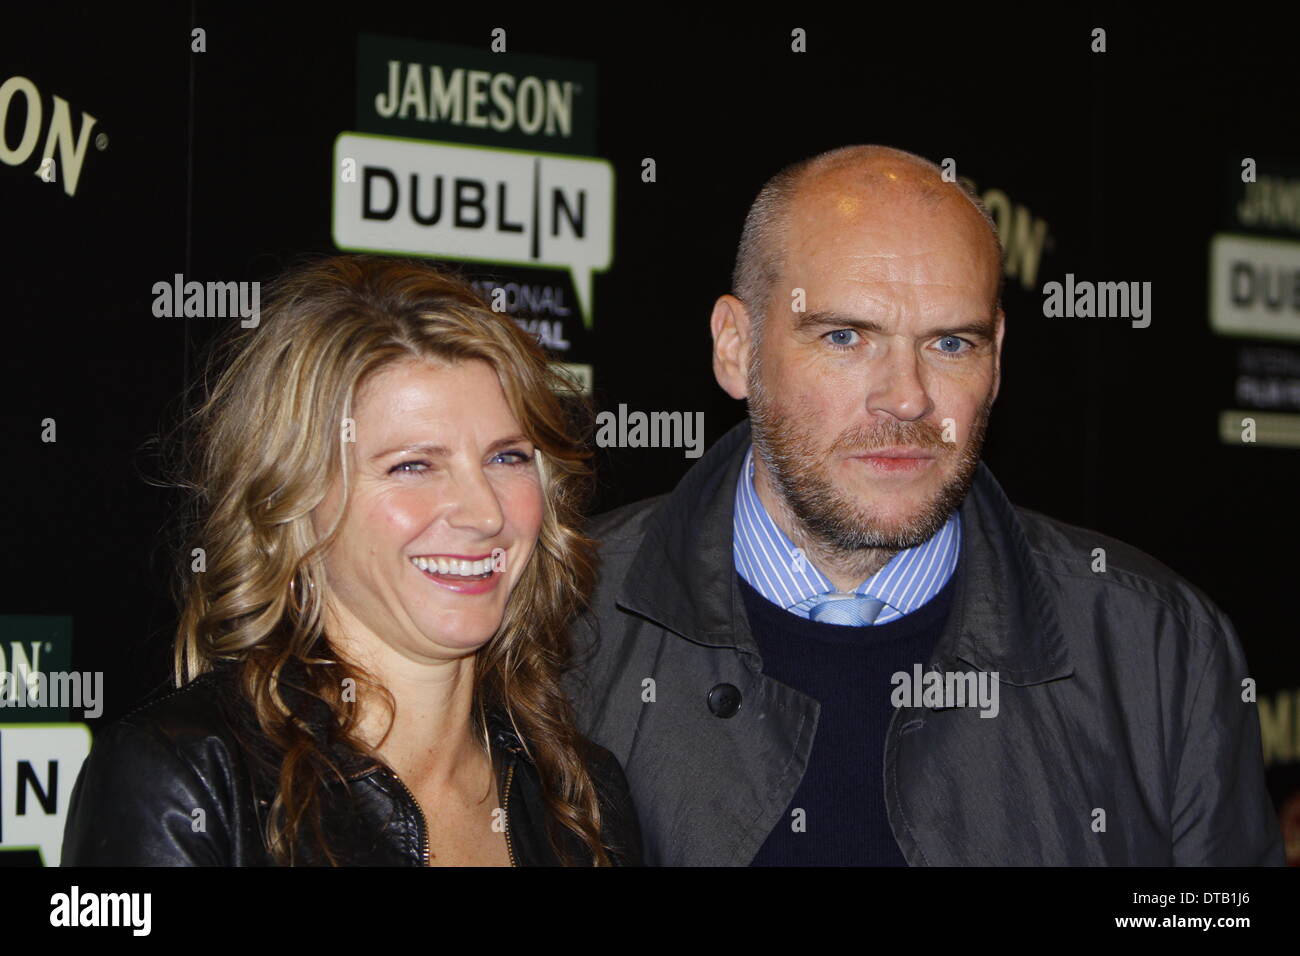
[732,445,961,624]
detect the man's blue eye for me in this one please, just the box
[938,336,968,353]
[826,329,858,348]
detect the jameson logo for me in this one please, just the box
[0,616,74,722]
[1226,157,1300,236]
[1237,175,1300,233]
[357,34,596,154]
[0,74,102,198]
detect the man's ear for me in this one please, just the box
[711,294,752,400]
[991,307,1005,403]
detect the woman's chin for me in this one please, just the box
[415,615,504,655]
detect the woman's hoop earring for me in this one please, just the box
[288,573,316,614]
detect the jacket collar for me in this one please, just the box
[615,417,1071,685]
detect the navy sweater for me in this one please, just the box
[741,571,954,866]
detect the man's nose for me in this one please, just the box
[866,341,933,422]
[442,466,506,538]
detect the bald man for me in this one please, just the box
[564,146,1283,866]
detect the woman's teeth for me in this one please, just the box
[410,556,496,577]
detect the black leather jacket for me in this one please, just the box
[61,663,642,866]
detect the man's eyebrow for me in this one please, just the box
[369,434,531,462]
[794,310,998,340]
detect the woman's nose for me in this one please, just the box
[442,467,506,538]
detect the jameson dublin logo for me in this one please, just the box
[0,615,94,866]
[336,36,611,337]
[357,34,596,153]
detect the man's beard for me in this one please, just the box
[747,362,992,553]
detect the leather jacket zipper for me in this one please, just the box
[502,759,518,867]
[386,771,431,866]
[380,758,517,867]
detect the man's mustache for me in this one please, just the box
[829,421,950,454]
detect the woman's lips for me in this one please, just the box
[415,565,502,594]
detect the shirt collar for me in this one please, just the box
[733,444,961,620]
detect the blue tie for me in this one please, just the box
[807,593,887,626]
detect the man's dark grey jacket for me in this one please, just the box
[565,418,1284,865]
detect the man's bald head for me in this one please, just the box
[711,146,1008,588]
[731,145,1004,338]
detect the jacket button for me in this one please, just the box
[707,683,742,718]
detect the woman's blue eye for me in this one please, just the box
[826,329,859,348]
[389,451,533,474]
[492,450,534,466]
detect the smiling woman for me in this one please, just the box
[60,254,642,867]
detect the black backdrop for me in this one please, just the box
[3,5,1298,864]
